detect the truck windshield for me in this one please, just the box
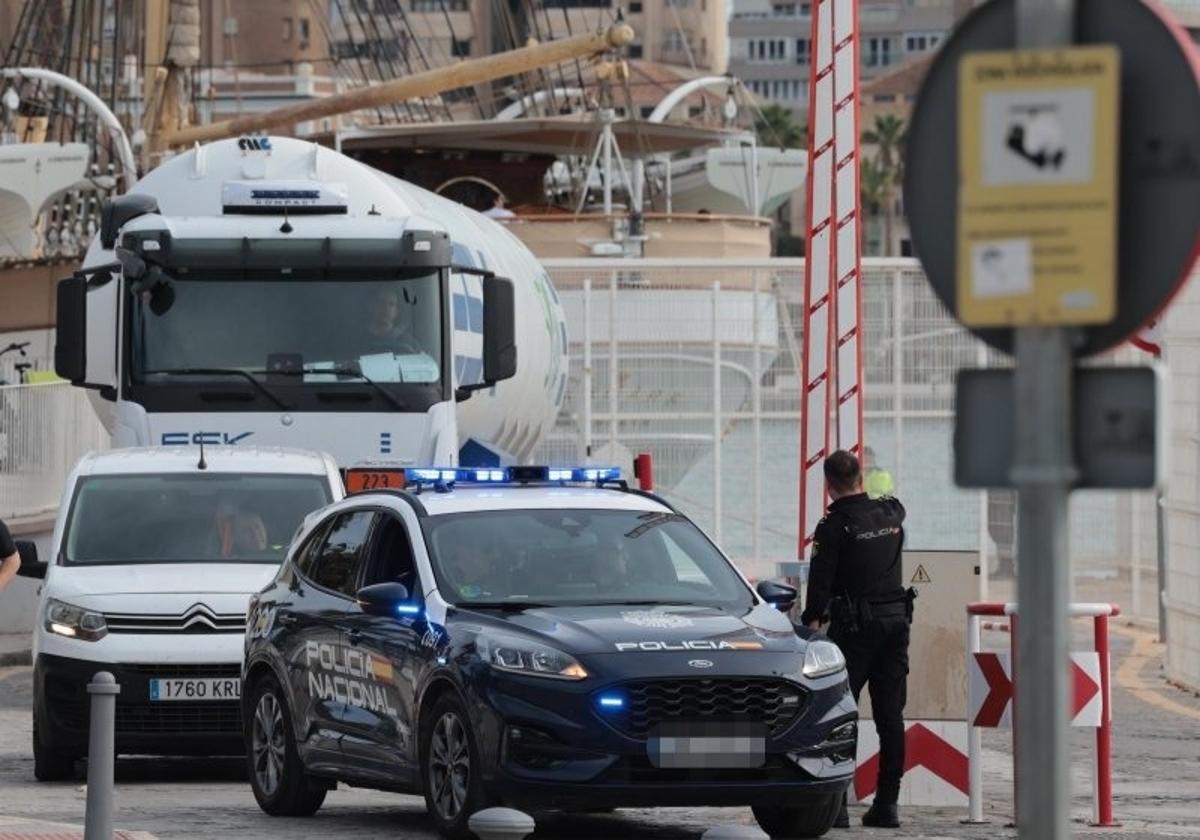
[129,271,443,400]
[63,474,332,565]
[424,509,755,611]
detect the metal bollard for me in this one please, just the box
[467,807,535,840]
[84,671,120,840]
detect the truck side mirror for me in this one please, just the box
[55,274,87,383]
[100,194,160,250]
[15,540,47,579]
[482,276,517,384]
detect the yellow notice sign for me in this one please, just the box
[957,47,1120,326]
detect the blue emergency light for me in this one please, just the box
[403,466,621,487]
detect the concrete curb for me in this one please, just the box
[0,649,32,667]
[0,814,159,840]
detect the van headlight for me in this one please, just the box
[802,640,846,678]
[477,634,588,680]
[44,598,108,642]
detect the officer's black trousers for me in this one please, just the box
[829,617,910,805]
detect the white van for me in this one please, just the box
[16,446,343,779]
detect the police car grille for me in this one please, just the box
[615,678,805,741]
[115,701,242,734]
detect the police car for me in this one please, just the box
[242,467,856,839]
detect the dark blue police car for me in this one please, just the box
[242,467,857,838]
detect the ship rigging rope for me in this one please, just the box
[333,0,414,123]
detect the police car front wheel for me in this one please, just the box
[245,672,327,817]
[421,694,491,839]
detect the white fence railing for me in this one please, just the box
[534,257,1163,624]
[0,382,110,521]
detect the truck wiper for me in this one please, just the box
[258,365,407,413]
[142,368,289,410]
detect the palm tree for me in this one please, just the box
[860,156,889,256]
[861,114,907,256]
[754,103,806,149]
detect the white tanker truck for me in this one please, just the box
[56,136,569,475]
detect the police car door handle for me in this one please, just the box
[276,611,297,627]
[347,628,363,645]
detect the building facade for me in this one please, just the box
[728,0,965,117]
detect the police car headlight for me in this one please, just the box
[802,640,845,678]
[44,598,108,642]
[477,634,588,680]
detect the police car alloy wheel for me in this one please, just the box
[245,673,327,817]
[32,721,76,782]
[752,793,845,839]
[421,694,489,838]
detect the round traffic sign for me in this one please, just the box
[905,0,1200,356]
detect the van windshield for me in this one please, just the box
[63,474,332,565]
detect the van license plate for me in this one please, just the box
[149,678,241,701]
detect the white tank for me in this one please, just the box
[82,137,567,464]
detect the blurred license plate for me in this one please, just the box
[647,722,766,769]
[149,678,240,702]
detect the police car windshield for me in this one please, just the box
[130,271,442,387]
[424,509,754,610]
[62,474,333,565]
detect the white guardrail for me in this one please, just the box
[0,381,110,522]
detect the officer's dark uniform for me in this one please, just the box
[801,492,911,808]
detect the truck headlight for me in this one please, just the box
[44,598,108,642]
[477,634,588,680]
[802,640,845,678]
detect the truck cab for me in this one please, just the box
[19,445,344,779]
[55,137,568,471]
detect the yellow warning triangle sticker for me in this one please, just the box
[911,564,932,584]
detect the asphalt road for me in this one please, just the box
[1,624,1198,839]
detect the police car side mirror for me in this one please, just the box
[15,540,47,579]
[756,580,797,612]
[356,582,414,617]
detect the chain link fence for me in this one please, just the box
[536,257,1162,624]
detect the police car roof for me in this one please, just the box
[74,446,338,476]
[399,485,671,516]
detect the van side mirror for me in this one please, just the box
[15,541,47,579]
[482,276,517,384]
[756,579,797,612]
[356,582,415,617]
[100,194,160,250]
[55,275,87,383]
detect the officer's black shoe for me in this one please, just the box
[862,802,900,828]
[833,796,850,828]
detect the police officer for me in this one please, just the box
[802,450,912,829]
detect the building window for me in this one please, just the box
[281,17,293,41]
[800,2,810,15]
[773,3,797,15]
[452,37,471,57]
[630,0,643,11]
[299,17,310,42]
[865,36,895,67]
[795,37,809,64]
[629,42,643,58]
[663,30,688,54]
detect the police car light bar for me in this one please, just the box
[221,180,349,215]
[403,466,621,487]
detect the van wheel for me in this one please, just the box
[753,792,843,838]
[245,673,326,816]
[420,694,491,839]
[32,722,76,782]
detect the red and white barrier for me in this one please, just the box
[965,602,1119,826]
